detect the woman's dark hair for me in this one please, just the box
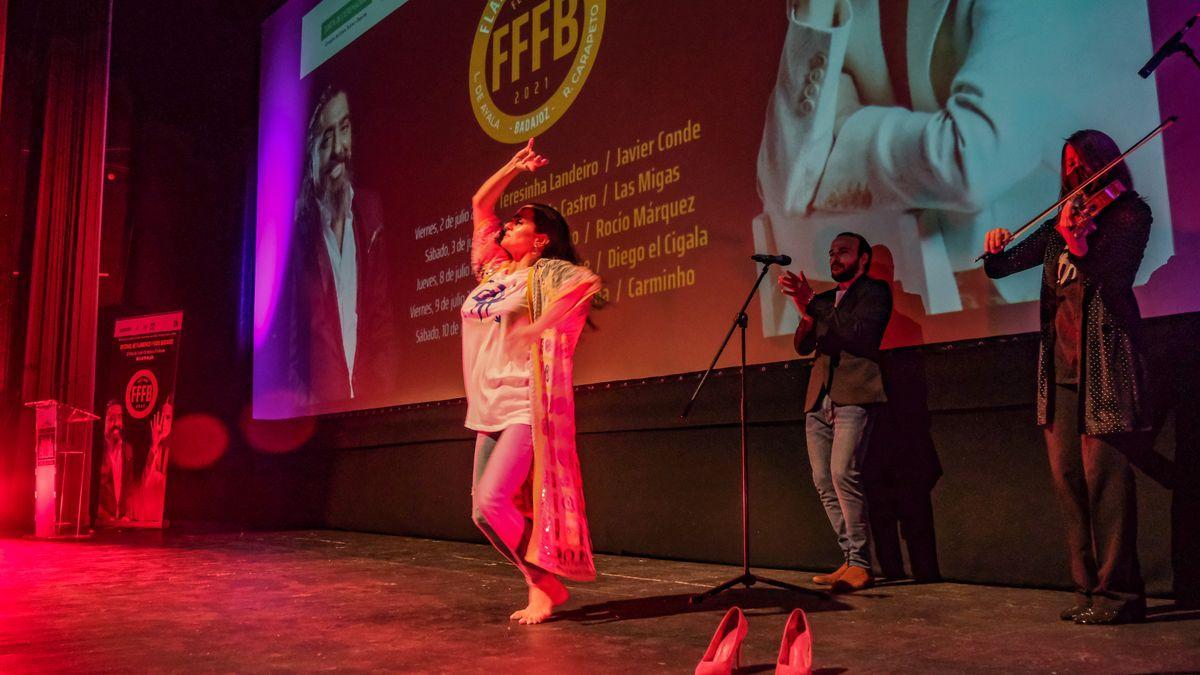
[513,203,604,327]
[1061,129,1133,198]
[517,202,581,264]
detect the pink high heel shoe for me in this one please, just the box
[695,606,748,675]
[775,608,813,675]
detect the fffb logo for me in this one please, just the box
[125,369,159,420]
[470,0,605,143]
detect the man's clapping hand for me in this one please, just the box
[779,270,815,311]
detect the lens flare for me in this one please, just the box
[240,403,315,454]
[169,413,230,469]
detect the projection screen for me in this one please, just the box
[254,0,1200,418]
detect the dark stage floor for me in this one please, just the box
[2,530,1197,673]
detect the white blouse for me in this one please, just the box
[460,266,534,432]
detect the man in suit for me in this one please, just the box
[97,400,133,523]
[780,231,891,591]
[285,86,396,412]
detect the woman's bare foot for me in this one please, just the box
[509,576,569,625]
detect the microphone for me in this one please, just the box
[751,253,792,266]
[1140,13,1198,78]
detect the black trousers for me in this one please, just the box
[1045,384,1145,610]
[868,489,940,581]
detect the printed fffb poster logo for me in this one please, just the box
[470,0,605,143]
[98,312,183,529]
[125,369,159,420]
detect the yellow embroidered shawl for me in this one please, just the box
[522,258,599,581]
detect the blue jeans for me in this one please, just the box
[805,395,875,569]
[471,424,550,584]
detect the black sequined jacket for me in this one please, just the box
[985,191,1152,435]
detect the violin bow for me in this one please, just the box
[975,116,1178,262]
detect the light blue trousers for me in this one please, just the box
[471,424,550,584]
[805,395,875,569]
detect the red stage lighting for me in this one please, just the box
[239,403,315,454]
[169,413,230,469]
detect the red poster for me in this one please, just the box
[96,311,183,529]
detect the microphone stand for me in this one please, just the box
[1178,41,1200,72]
[682,260,826,604]
[1140,13,1200,77]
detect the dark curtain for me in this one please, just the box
[0,0,111,531]
[0,0,50,532]
[0,1,8,102]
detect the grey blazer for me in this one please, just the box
[796,276,892,411]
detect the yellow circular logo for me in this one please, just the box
[469,0,605,144]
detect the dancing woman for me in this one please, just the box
[464,139,601,624]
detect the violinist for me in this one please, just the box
[984,130,1152,625]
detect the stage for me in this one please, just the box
[2,531,1197,673]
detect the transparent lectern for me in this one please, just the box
[26,400,99,538]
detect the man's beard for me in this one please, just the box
[831,260,860,282]
[317,157,353,222]
[105,427,123,446]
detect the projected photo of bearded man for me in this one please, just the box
[286,86,396,411]
[308,91,353,227]
[97,400,134,523]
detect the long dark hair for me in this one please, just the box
[1061,129,1133,198]
[504,202,581,264]
[295,85,349,241]
[517,203,605,327]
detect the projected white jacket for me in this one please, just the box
[753,0,1170,334]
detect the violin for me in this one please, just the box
[975,116,1176,262]
[1065,179,1127,235]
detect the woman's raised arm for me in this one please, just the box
[471,139,549,276]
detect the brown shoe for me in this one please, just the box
[812,563,849,585]
[832,565,874,592]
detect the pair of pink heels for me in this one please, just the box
[695,606,813,675]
